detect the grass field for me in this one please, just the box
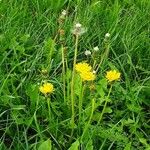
[0,0,150,149]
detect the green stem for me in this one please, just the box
[80,99,95,142]
[61,45,66,103]
[96,42,110,73]
[70,35,79,128]
[97,84,112,125]
[79,83,85,124]
[47,97,51,122]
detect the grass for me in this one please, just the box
[0,0,150,149]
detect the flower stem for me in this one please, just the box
[79,83,85,124]
[61,45,66,103]
[97,84,112,125]
[80,99,95,142]
[96,42,110,73]
[47,97,51,122]
[70,35,79,128]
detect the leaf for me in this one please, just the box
[98,78,107,90]
[38,139,52,150]
[74,74,82,96]
[139,138,148,146]
[86,139,93,150]
[68,139,80,150]
[104,107,113,113]
[124,142,132,150]
[26,83,39,111]
[96,78,107,97]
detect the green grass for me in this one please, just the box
[0,0,150,149]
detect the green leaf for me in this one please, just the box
[104,107,113,113]
[124,142,132,150]
[38,139,52,150]
[86,139,93,150]
[68,139,80,150]
[26,83,39,111]
[139,138,148,146]
[96,78,107,97]
[74,74,82,96]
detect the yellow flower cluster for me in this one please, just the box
[39,82,54,95]
[75,62,95,81]
[106,70,121,82]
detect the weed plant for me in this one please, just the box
[0,0,150,149]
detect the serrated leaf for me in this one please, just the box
[74,74,82,96]
[139,138,148,146]
[68,139,80,150]
[124,142,131,150]
[38,139,52,150]
[86,139,93,150]
[104,107,113,113]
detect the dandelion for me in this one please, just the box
[71,23,87,36]
[106,70,121,82]
[105,33,110,38]
[61,10,67,16]
[75,62,96,81]
[93,46,99,52]
[39,82,54,95]
[93,70,96,74]
[75,62,92,73]
[59,9,67,19]
[84,50,91,56]
[80,71,96,81]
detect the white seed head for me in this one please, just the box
[105,33,110,38]
[85,50,91,56]
[61,10,67,16]
[71,23,87,36]
[93,46,99,51]
[75,23,82,28]
[93,70,96,74]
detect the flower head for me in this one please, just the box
[105,33,110,38]
[106,70,121,82]
[84,50,91,56]
[93,46,99,52]
[39,82,54,95]
[80,71,96,81]
[75,62,96,81]
[61,10,67,16]
[71,23,87,36]
[75,62,92,73]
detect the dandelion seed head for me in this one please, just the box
[71,23,87,36]
[105,33,110,38]
[93,70,96,74]
[84,50,91,56]
[93,46,99,52]
[75,23,82,28]
[61,10,67,16]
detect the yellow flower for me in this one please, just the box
[75,62,92,73]
[39,82,54,95]
[75,62,96,81]
[80,71,96,81]
[106,70,121,82]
